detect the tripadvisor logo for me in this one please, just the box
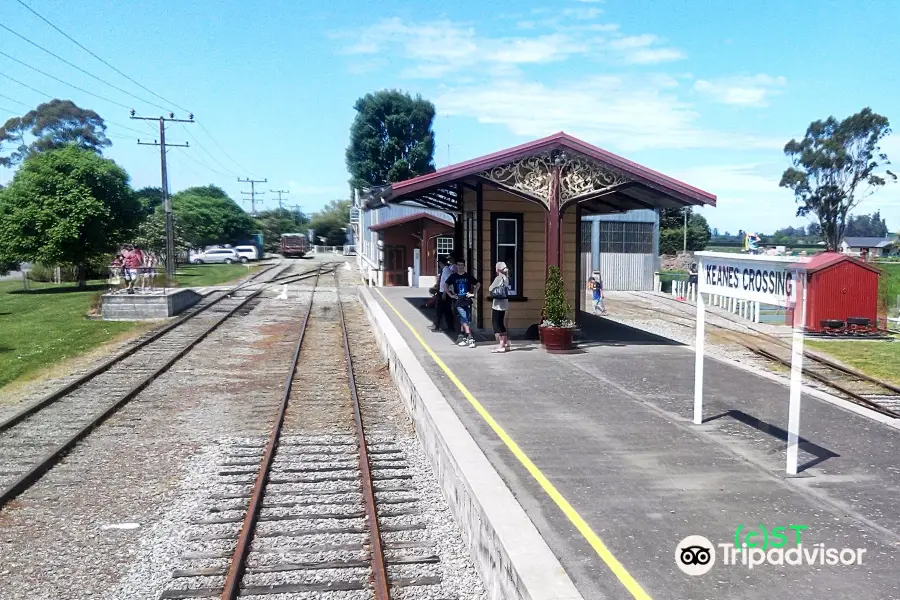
[675,533,866,575]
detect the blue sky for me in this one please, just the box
[1,0,898,234]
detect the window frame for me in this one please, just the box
[436,236,454,258]
[490,212,524,298]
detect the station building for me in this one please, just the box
[356,132,715,332]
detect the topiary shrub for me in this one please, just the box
[541,265,574,328]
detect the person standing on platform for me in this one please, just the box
[446,259,480,348]
[590,272,606,315]
[488,261,511,353]
[431,255,455,334]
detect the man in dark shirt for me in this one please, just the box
[445,259,480,348]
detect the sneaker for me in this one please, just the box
[467,337,475,348]
[457,335,467,346]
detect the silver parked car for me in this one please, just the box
[191,248,242,264]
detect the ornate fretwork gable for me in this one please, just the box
[480,153,554,203]
[478,150,631,205]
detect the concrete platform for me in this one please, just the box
[101,288,202,320]
[363,286,900,600]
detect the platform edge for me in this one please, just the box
[357,285,585,600]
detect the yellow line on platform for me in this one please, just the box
[374,288,652,600]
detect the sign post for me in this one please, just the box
[694,252,809,474]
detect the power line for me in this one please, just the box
[0,93,27,107]
[270,189,289,210]
[0,70,51,97]
[196,120,256,177]
[179,124,239,177]
[0,50,132,110]
[0,21,171,112]
[14,0,191,114]
[174,145,234,179]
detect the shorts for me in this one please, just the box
[124,268,138,280]
[491,308,507,334]
[456,304,472,326]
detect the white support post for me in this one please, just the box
[654,273,660,292]
[693,279,706,425]
[754,301,761,323]
[786,272,808,475]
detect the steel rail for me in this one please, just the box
[0,288,264,508]
[220,268,322,600]
[336,272,391,599]
[0,263,284,434]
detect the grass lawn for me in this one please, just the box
[877,262,900,314]
[0,280,144,390]
[806,339,900,386]
[173,263,261,287]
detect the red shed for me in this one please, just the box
[788,252,881,331]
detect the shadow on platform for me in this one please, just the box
[706,409,839,472]
[402,295,682,347]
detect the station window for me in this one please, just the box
[599,221,653,254]
[436,236,454,258]
[491,213,524,297]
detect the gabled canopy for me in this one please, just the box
[362,132,716,214]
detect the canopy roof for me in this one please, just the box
[368,212,454,232]
[363,132,716,215]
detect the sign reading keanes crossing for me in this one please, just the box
[696,253,807,307]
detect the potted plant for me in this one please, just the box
[539,266,576,350]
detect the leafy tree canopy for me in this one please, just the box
[0,145,140,286]
[133,207,189,266]
[171,185,255,248]
[658,208,711,255]
[309,199,351,246]
[346,90,436,190]
[254,208,309,253]
[135,186,163,215]
[780,107,896,251]
[0,99,111,168]
[845,210,889,238]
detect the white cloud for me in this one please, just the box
[338,17,682,79]
[436,77,781,152]
[693,74,788,107]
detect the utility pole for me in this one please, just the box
[132,110,194,286]
[239,177,267,215]
[683,208,688,254]
[270,189,289,210]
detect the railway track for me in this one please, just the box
[0,261,303,509]
[159,267,444,599]
[618,292,900,419]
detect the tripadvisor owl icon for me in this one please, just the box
[676,535,716,576]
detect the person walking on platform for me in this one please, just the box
[489,261,511,353]
[431,255,455,333]
[445,258,480,348]
[590,272,606,315]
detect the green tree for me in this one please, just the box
[0,99,111,168]
[254,208,309,253]
[309,199,351,246]
[658,209,711,255]
[542,266,572,327]
[780,108,896,251]
[845,210,889,237]
[135,186,163,215]
[170,185,254,248]
[345,90,436,190]
[0,145,140,286]
[133,208,189,266]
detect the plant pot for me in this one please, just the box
[539,325,574,350]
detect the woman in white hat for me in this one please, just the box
[488,261,511,353]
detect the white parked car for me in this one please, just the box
[191,248,242,264]
[234,245,259,262]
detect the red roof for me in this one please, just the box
[390,131,716,206]
[368,212,454,232]
[802,252,881,275]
